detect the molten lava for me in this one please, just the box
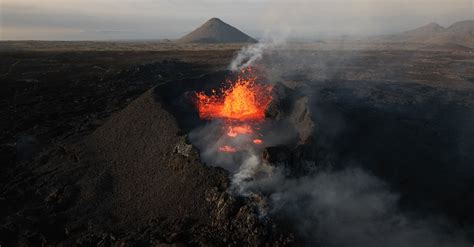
[226,125,253,137]
[195,69,272,121]
[253,139,263,145]
[195,68,272,153]
[218,145,237,153]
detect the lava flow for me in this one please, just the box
[195,68,272,152]
[226,125,253,137]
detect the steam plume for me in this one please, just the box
[229,42,268,71]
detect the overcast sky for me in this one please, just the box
[1,0,473,40]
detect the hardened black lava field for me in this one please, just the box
[1,42,474,245]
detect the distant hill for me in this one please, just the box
[177,18,257,43]
[379,23,445,43]
[381,20,474,47]
[401,23,445,41]
[428,20,474,45]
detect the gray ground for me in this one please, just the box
[1,42,473,245]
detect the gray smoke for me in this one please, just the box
[188,118,468,246]
[234,162,468,246]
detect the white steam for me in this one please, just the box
[229,42,268,71]
[229,28,289,71]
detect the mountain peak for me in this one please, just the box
[206,17,224,23]
[426,22,444,28]
[397,22,445,40]
[408,22,445,34]
[178,18,256,43]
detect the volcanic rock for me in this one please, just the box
[263,146,292,164]
[262,82,319,175]
[178,18,257,43]
[289,97,315,143]
[173,136,196,157]
[266,82,316,144]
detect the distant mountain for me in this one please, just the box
[402,23,445,40]
[380,20,474,47]
[428,20,474,45]
[177,18,257,43]
[380,23,445,42]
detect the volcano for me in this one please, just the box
[178,18,257,43]
[1,71,290,245]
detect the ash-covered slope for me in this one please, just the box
[81,88,222,228]
[75,76,290,245]
[0,73,291,246]
[178,18,257,43]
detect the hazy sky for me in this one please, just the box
[1,0,473,40]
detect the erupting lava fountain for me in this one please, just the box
[194,67,272,152]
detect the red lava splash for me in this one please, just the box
[195,67,272,152]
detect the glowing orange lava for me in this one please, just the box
[195,69,272,121]
[226,125,253,137]
[218,145,237,153]
[195,68,271,153]
[253,139,263,145]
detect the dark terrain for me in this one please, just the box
[1,43,474,245]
